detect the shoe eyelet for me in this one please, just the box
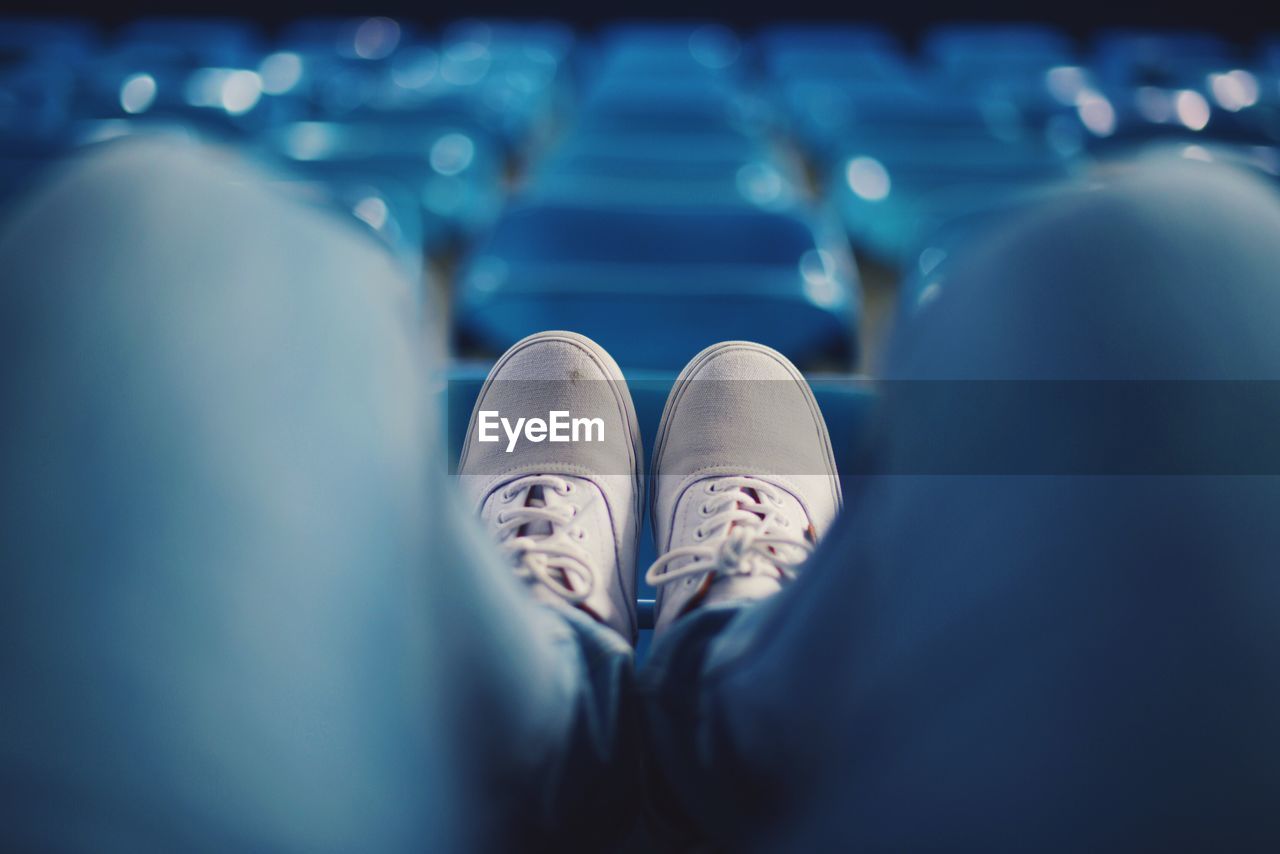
[574,529,586,540]
[561,482,574,494]
[705,482,718,493]
[699,504,713,516]
[569,507,579,518]
[496,513,509,524]
[694,528,705,540]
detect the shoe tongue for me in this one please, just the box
[731,486,766,528]
[495,482,585,596]
[518,485,554,538]
[719,483,809,573]
[737,482,810,534]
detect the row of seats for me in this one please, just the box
[3,17,1280,370]
[454,24,860,367]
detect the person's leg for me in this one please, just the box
[0,138,633,851]
[639,340,842,845]
[455,329,648,848]
[643,160,1280,850]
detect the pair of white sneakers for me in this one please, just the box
[457,331,842,641]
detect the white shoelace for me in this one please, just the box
[644,476,813,590]
[491,474,597,604]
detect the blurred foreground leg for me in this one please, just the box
[0,139,631,852]
[644,161,1280,851]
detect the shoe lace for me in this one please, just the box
[644,476,813,590]
[492,474,597,604]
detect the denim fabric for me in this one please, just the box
[517,604,641,851]
[0,137,647,854]
[0,138,449,851]
[637,604,749,847]
[641,161,1280,851]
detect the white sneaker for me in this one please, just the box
[646,341,841,636]
[457,331,643,641]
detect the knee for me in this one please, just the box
[891,160,1280,380]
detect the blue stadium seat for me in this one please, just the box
[67,59,287,134]
[831,137,1074,263]
[1081,75,1276,150]
[364,77,562,155]
[523,138,804,208]
[273,19,427,124]
[443,18,577,64]
[0,62,77,143]
[274,25,563,154]
[1264,37,1280,76]
[454,201,859,369]
[598,89,753,133]
[117,17,263,67]
[0,18,97,68]
[49,19,281,134]
[1093,29,1234,87]
[261,119,504,250]
[924,24,1075,81]
[1073,31,1277,151]
[592,22,744,79]
[13,14,1273,379]
[757,24,898,64]
[784,79,1064,170]
[280,16,417,62]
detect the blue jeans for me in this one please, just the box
[641,161,1280,851]
[1,139,1278,851]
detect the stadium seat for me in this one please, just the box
[280,16,418,62]
[1093,28,1235,87]
[454,201,859,369]
[592,22,745,79]
[0,18,97,68]
[757,23,900,74]
[924,23,1075,83]
[116,17,263,67]
[522,139,804,208]
[261,119,505,250]
[831,138,1076,261]
[4,13,1279,391]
